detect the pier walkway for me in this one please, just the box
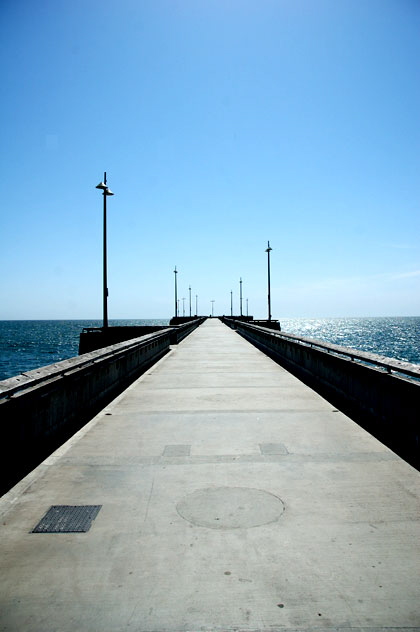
[1,318,419,631]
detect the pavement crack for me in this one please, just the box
[144,477,155,523]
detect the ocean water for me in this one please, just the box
[0,317,419,382]
[280,316,420,366]
[0,319,169,381]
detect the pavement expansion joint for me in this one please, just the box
[59,450,400,468]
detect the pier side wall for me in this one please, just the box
[222,318,419,469]
[0,330,174,495]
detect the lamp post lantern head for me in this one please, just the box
[96,182,114,196]
[96,180,114,196]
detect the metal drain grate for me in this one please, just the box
[32,505,102,533]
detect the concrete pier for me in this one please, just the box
[1,318,419,631]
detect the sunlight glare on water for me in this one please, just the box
[280,317,420,365]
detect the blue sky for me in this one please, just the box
[1,0,419,320]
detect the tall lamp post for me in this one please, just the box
[174,266,178,317]
[265,240,272,321]
[211,300,215,317]
[196,294,198,317]
[239,277,243,316]
[182,297,185,317]
[189,285,192,317]
[230,290,233,316]
[96,173,114,329]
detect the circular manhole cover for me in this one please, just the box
[176,486,285,529]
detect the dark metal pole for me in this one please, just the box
[96,172,113,329]
[189,285,192,317]
[174,267,178,317]
[103,178,108,329]
[240,278,243,316]
[265,240,272,321]
[196,294,198,316]
[230,290,233,316]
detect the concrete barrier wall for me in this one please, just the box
[221,317,420,469]
[0,329,175,495]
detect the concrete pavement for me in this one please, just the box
[1,318,419,631]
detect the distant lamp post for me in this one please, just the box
[230,290,233,316]
[196,294,198,316]
[96,172,114,329]
[189,285,192,317]
[265,240,272,321]
[246,298,249,317]
[182,297,185,317]
[174,266,178,317]
[239,277,243,316]
[211,300,215,317]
